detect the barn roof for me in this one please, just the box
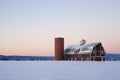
[64,42,101,54]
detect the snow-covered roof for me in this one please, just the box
[64,42,101,54]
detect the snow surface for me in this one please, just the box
[0,61,120,80]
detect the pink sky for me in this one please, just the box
[0,0,120,56]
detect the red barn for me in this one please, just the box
[55,38,106,61]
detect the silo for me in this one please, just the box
[55,37,64,60]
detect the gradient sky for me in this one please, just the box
[0,0,120,56]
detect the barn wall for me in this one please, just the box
[64,54,91,61]
[63,43,106,61]
[91,43,105,61]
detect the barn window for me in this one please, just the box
[91,54,95,56]
[96,52,101,56]
[101,54,105,56]
[95,57,102,61]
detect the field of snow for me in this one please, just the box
[0,61,120,80]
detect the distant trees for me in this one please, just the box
[0,55,54,61]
